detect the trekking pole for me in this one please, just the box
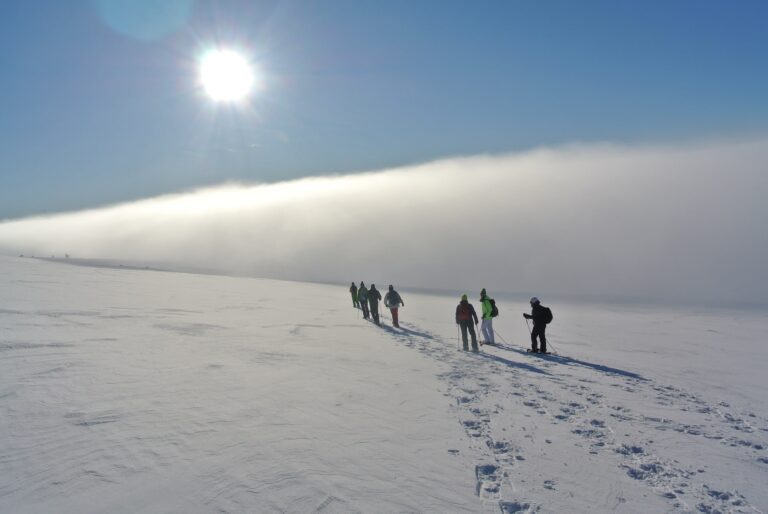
[493,328,510,346]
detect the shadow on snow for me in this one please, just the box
[486,342,647,381]
[473,351,550,375]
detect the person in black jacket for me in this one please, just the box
[455,294,479,352]
[523,296,548,353]
[349,282,359,308]
[368,284,382,325]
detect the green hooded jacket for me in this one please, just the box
[481,296,493,320]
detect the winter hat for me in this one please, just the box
[388,285,394,291]
[461,294,468,301]
[530,296,540,305]
[481,288,486,295]
[371,284,376,289]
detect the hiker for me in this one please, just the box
[523,296,549,353]
[455,294,479,352]
[384,285,404,328]
[368,284,382,325]
[480,288,495,345]
[358,282,370,319]
[349,282,359,308]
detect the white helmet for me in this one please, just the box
[530,297,540,305]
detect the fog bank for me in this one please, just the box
[2,138,767,307]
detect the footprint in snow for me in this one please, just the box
[499,500,536,513]
[474,463,501,499]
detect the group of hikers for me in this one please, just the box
[455,291,551,353]
[348,283,553,354]
[349,282,405,327]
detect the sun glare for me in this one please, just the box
[199,49,256,102]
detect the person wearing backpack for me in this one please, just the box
[479,288,496,345]
[384,285,404,328]
[358,282,370,319]
[455,294,479,352]
[523,296,552,353]
[368,284,382,325]
[350,282,359,308]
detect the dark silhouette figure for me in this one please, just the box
[524,296,548,353]
[349,282,359,308]
[358,282,370,319]
[455,294,479,351]
[368,284,382,325]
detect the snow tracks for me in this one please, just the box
[374,321,768,513]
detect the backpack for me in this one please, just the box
[489,299,499,318]
[543,306,553,324]
[457,302,473,321]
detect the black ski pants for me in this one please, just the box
[369,300,379,325]
[531,323,547,353]
[459,320,478,350]
[361,299,369,319]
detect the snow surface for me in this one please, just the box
[1,256,766,513]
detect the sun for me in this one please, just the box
[199,49,256,102]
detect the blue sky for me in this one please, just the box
[1,0,767,219]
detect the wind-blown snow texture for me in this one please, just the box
[1,256,766,513]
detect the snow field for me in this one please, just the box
[1,256,767,513]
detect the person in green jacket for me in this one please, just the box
[349,282,359,308]
[480,288,495,345]
[358,282,369,319]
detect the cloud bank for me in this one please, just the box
[1,138,767,307]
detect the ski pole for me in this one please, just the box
[493,328,510,346]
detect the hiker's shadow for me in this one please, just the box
[397,325,436,340]
[374,320,436,340]
[475,351,550,375]
[492,343,647,381]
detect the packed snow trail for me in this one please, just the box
[373,315,767,513]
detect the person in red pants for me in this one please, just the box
[384,285,404,327]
